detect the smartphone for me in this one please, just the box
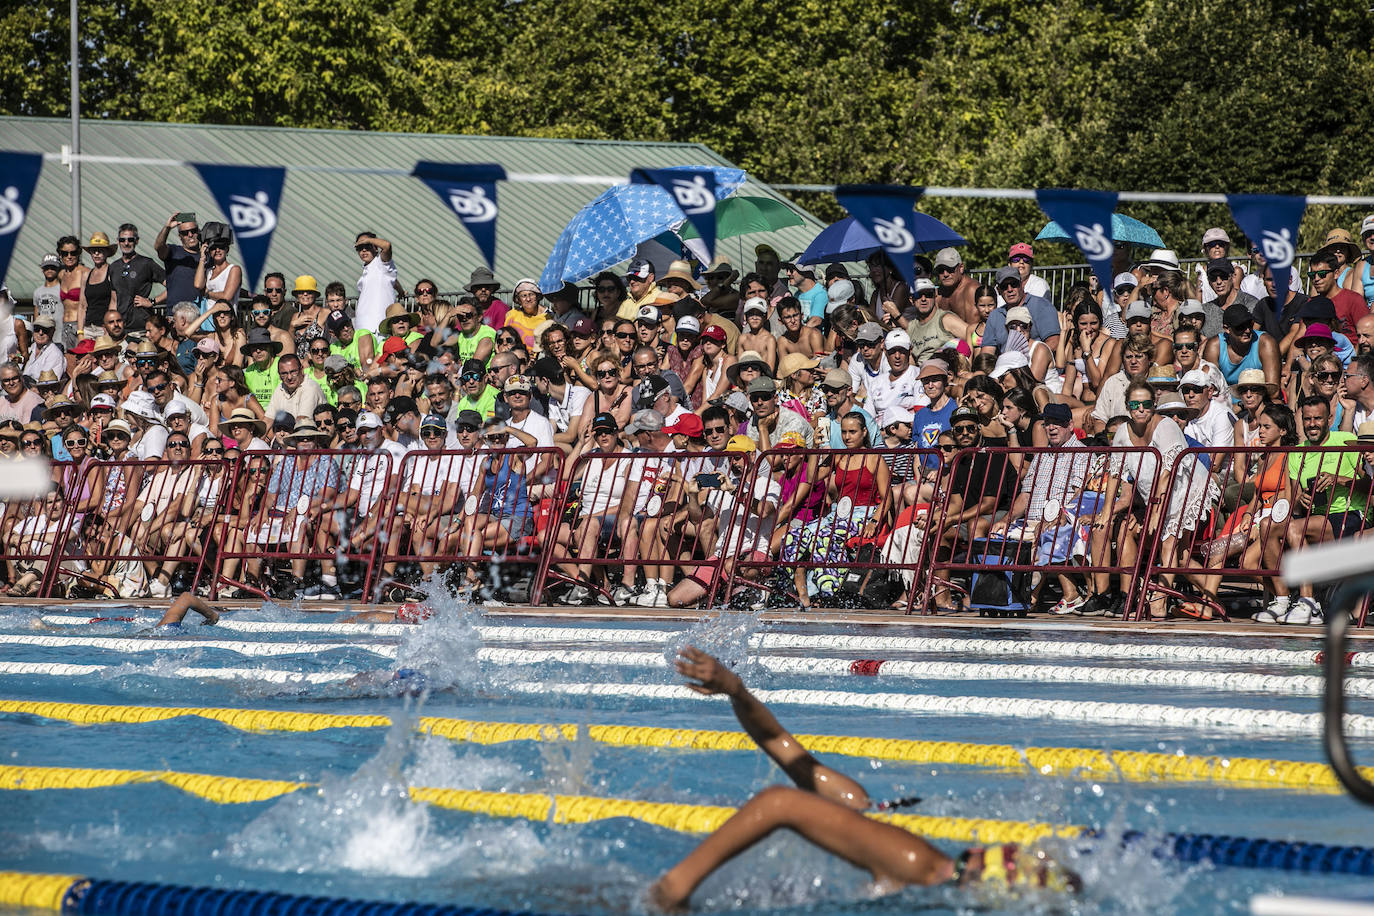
[696,472,723,489]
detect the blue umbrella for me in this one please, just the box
[1036,213,1164,249]
[799,214,965,264]
[540,166,745,292]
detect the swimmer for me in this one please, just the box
[154,592,221,628]
[649,647,1081,911]
[342,601,433,624]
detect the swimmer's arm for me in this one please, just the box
[157,592,220,627]
[677,646,870,810]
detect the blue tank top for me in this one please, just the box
[1216,329,1266,384]
[480,455,530,521]
[1362,260,1374,308]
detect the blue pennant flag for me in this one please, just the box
[631,167,719,261]
[1035,188,1119,295]
[834,185,927,288]
[1225,194,1306,314]
[0,152,44,290]
[191,162,286,293]
[413,162,507,270]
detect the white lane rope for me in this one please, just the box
[0,661,1352,734]
[31,617,1344,668]
[4,635,1363,697]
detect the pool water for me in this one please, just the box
[1,595,1372,915]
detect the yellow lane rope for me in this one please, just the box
[0,699,1353,793]
[0,764,1073,846]
[0,871,83,910]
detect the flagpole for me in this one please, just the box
[68,0,81,236]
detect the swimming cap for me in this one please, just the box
[958,843,1081,894]
[396,602,434,623]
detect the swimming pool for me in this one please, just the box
[2,595,1372,915]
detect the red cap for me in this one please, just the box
[381,335,409,357]
[1008,242,1034,260]
[664,413,703,438]
[700,325,727,343]
[71,338,95,355]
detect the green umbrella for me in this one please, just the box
[678,195,804,240]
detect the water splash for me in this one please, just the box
[664,608,766,683]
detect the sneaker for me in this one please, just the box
[1050,594,1089,616]
[1075,593,1107,616]
[634,582,666,607]
[297,583,325,601]
[1282,597,1323,626]
[146,578,170,599]
[1253,596,1289,624]
[611,585,638,606]
[594,587,614,606]
[317,584,341,601]
[560,585,591,606]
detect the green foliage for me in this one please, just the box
[2,0,1371,265]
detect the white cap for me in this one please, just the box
[1144,248,1181,270]
[163,400,189,418]
[1201,227,1232,249]
[637,305,661,323]
[742,296,768,315]
[1362,215,1374,238]
[89,393,117,410]
[884,329,911,351]
[356,411,382,430]
[911,278,937,295]
[989,350,1030,379]
[880,406,915,428]
[1123,302,1153,322]
[675,315,700,335]
[827,278,854,305]
[1112,272,1137,289]
[1180,369,1213,389]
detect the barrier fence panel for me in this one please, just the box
[373,446,563,602]
[921,445,1165,619]
[721,446,940,613]
[36,457,235,600]
[1143,442,1374,624]
[206,448,389,601]
[0,461,73,599]
[531,448,753,607]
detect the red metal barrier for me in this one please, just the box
[0,461,74,598]
[206,447,389,601]
[1143,442,1374,623]
[38,456,234,599]
[372,446,563,601]
[921,445,1166,618]
[530,448,752,607]
[722,446,940,612]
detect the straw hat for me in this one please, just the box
[702,257,738,285]
[777,352,820,379]
[34,370,61,388]
[92,335,122,355]
[1234,368,1278,397]
[659,260,703,291]
[95,369,124,388]
[287,419,330,441]
[727,350,774,384]
[1154,390,1196,420]
[381,302,421,335]
[82,231,115,254]
[222,407,266,435]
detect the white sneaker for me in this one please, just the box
[1050,594,1088,616]
[146,578,170,599]
[633,582,666,607]
[611,585,637,606]
[560,585,590,606]
[1282,597,1322,626]
[1253,596,1289,624]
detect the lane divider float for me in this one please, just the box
[0,765,1370,876]
[0,699,1360,792]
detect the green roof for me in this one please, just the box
[0,117,826,296]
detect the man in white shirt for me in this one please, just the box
[266,354,327,425]
[500,374,555,475]
[863,328,927,418]
[1180,369,1235,447]
[353,231,400,336]
[23,316,65,381]
[848,321,889,399]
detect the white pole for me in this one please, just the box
[69,0,81,236]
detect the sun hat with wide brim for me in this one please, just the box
[240,327,284,358]
[777,352,820,379]
[1234,367,1279,397]
[287,419,331,441]
[82,231,116,254]
[119,391,164,425]
[659,260,703,291]
[727,350,774,385]
[222,407,266,435]
[381,302,422,335]
[1295,322,1336,350]
[1154,390,1196,419]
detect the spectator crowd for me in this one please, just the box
[2,207,1373,623]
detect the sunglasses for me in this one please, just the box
[483,435,506,443]
[1008,256,1032,264]
[461,372,484,382]
[148,383,168,393]
[59,250,78,257]
[952,423,979,433]
[179,228,200,236]
[456,312,477,321]
[421,429,445,438]
[21,438,43,447]
[615,332,636,340]
[1173,341,1198,351]
[456,424,479,433]
[1313,371,1341,383]
[938,443,957,452]
[118,236,137,243]
[1126,399,1155,410]
[996,281,1020,291]
[415,288,436,296]
[749,392,775,402]
[251,309,272,316]
[203,447,225,455]
[264,287,285,294]
[1237,386,1267,395]
[1308,269,1334,279]
[246,467,270,476]
[703,426,727,434]
[167,440,190,448]
[596,369,619,379]
[1180,385,1206,395]
[821,385,849,394]
[65,438,88,447]
[104,431,129,441]
[309,346,330,355]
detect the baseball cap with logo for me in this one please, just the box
[355,411,382,430]
[420,413,447,431]
[195,337,221,355]
[1008,242,1035,260]
[326,310,351,333]
[742,297,768,315]
[1362,215,1374,238]
[591,411,619,433]
[884,329,912,351]
[700,325,726,344]
[933,247,961,269]
[503,374,532,394]
[782,257,816,278]
[625,258,653,280]
[637,305,661,324]
[725,434,757,453]
[624,408,665,434]
[1113,272,1138,290]
[41,253,60,269]
[676,315,700,336]
[911,278,937,295]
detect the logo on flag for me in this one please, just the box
[191,162,286,294]
[1226,194,1306,314]
[413,161,508,270]
[1035,189,1120,295]
[631,167,721,260]
[227,191,277,239]
[0,152,44,289]
[834,184,927,288]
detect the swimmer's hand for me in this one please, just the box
[676,646,742,697]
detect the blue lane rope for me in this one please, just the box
[64,878,564,916]
[1113,831,1374,876]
